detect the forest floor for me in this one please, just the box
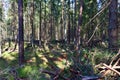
[0,42,120,80]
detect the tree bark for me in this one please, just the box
[39,0,42,47]
[61,0,64,40]
[50,0,54,40]
[18,0,24,65]
[0,32,1,57]
[30,0,35,47]
[0,0,3,57]
[75,0,83,50]
[108,0,118,51]
[67,0,71,44]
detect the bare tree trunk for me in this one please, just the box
[0,30,2,57]
[75,0,83,50]
[74,0,77,42]
[108,0,118,51]
[39,0,42,47]
[0,0,3,57]
[44,0,47,46]
[30,0,35,47]
[67,0,71,43]
[60,0,65,40]
[18,0,24,65]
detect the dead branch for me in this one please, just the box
[113,58,120,67]
[112,66,120,69]
[86,22,102,44]
[84,0,112,28]
[102,63,120,76]
[110,49,120,66]
[96,65,120,70]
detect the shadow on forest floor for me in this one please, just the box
[0,42,119,80]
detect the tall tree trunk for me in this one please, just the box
[30,0,35,47]
[0,30,2,57]
[60,0,65,40]
[108,0,118,51]
[71,0,74,42]
[44,0,47,46]
[74,0,77,43]
[50,0,53,40]
[75,0,83,50]
[67,0,71,43]
[39,0,42,46]
[0,0,2,57]
[12,2,18,51]
[18,0,24,65]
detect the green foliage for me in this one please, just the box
[17,66,31,78]
[0,42,117,79]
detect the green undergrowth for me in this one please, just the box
[0,43,118,79]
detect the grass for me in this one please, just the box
[0,42,119,80]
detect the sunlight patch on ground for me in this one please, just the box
[27,57,36,63]
[2,52,16,61]
[37,54,48,63]
[54,59,71,69]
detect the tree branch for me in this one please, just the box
[84,0,112,28]
[103,63,120,76]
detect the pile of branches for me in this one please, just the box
[96,49,120,77]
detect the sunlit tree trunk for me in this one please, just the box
[108,0,118,51]
[18,0,24,65]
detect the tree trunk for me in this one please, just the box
[108,0,118,51]
[30,0,35,47]
[0,0,3,57]
[50,0,54,40]
[44,0,47,46]
[67,0,71,44]
[74,0,77,42]
[75,0,83,50]
[18,0,24,65]
[0,31,1,56]
[39,0,42,47]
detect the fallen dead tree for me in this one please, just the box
[95,49,120,77]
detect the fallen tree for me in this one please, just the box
[95,49,120,77]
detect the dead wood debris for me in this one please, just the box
[95,49,120,77]
[41,68,102,80]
